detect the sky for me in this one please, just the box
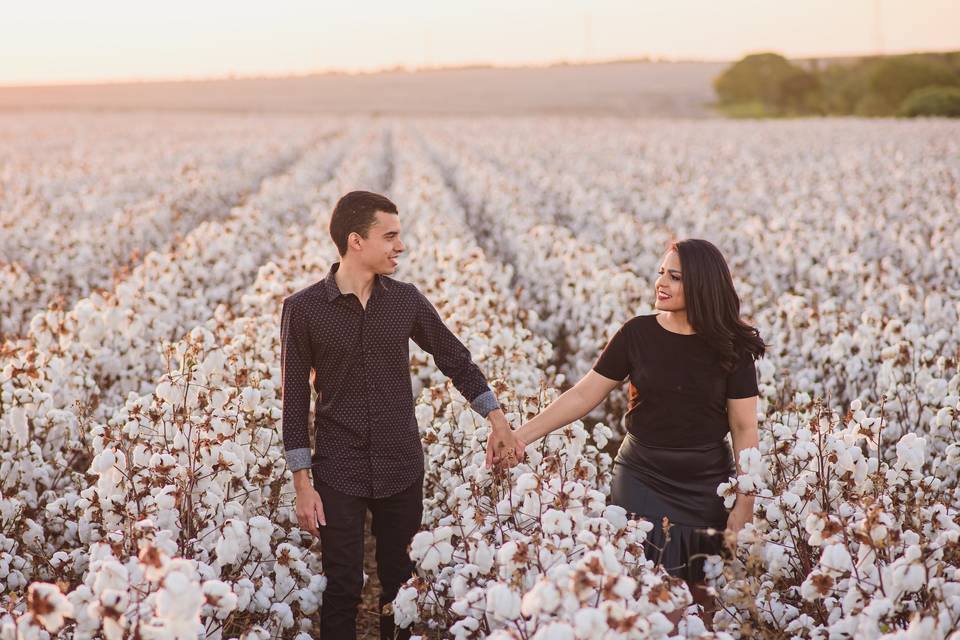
[2,0,958,86]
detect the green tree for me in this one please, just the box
[818,61,875,115]
[899,85,960,117]
[944,51,960,75]
[867,56,959,113]
[714,53,820,115]
[779,69,821,113]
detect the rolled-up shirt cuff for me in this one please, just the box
[285,447,313,473]
[470,390,500,418]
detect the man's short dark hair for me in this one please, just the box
[329,191,399,256]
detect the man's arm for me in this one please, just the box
[410,286,500,417]
[410,287,522,465]
[280,297,314,472]
[280,297,325,534]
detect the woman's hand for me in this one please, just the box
[726,502,754,534]
[485,409,526,469]
[501,431,527,469]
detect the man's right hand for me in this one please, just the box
[293,470,326,538]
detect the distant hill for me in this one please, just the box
[0,61,727,118]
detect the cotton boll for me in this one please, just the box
[764,544,792,577]
[458,409,480,433]
[800,572,834,601]
[237,625,271,640]
[602,505,628,531]
[530,621,575,640]
[172,429,188,451]
[496,540,530,578]
[736,473,758,493]
[202,580,238,618]
[449,616,480,638]
[233,578,255,611]
[521,579,561,616]
[137,543,170,582]
[154,570,204,638]
[199,349,227,381]
[485,583,521,620]
[610,575,637,599]
[541,509,572,536]
[703,555,725,581]
[214,519,249,567]
[92,560,129,595]
[270,602,294,629]
[591,423,613,449]
[820,544,853,576]
[521,492,543,518]
[468,540,495,573]
[573,608,606,636]
[240,387,261,411]
[781,491,802,512]
[248,516,274,555]
[739,447,764,476]
[393,586,420,629]
[946,443,960,466]
[27,583,74,632]
[717,482,738,509]
[890,556,926,596]
[251,577,276,612]
[7,407,28,446]
[209,389,229,411]
[516,472,540,494]
[415,403,435,429]
[410,531,454,572]
[805,513,827,546]
[155,380,179,406]
[91,449,117,475]
[895,433,926,472]
[934,407,954,428]
[94,590,129,640]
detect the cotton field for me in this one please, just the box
[1,112,959,639]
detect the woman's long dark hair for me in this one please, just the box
[671,239,765,371]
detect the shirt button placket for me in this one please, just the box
[360,299,375,496]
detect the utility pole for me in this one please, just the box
[872,0,885,55]
[583,13,593,62]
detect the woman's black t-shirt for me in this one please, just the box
[593,314,759,447]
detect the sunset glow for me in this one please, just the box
[3,0,958,86]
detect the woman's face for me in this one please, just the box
[654,250,685,312]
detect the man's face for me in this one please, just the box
[352,211,405,275]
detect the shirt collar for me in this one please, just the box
[323,261,390,302]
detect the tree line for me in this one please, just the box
[714,51,960,118]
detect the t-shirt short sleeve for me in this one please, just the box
[726,350,760,399]
[592,321,633,382]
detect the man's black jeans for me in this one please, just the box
[314,472,424,640]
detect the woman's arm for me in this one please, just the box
[515,370,622,446]
[727,395,759,530]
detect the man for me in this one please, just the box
[280,190,524,639]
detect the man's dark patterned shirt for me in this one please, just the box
[280,262,499,498]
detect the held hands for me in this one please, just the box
[484,408,527,469]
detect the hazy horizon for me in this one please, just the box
[3,0,959,87]
[4,47,960,91]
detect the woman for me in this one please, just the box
[510,239,764,627]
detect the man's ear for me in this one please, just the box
[347,231,363,252]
